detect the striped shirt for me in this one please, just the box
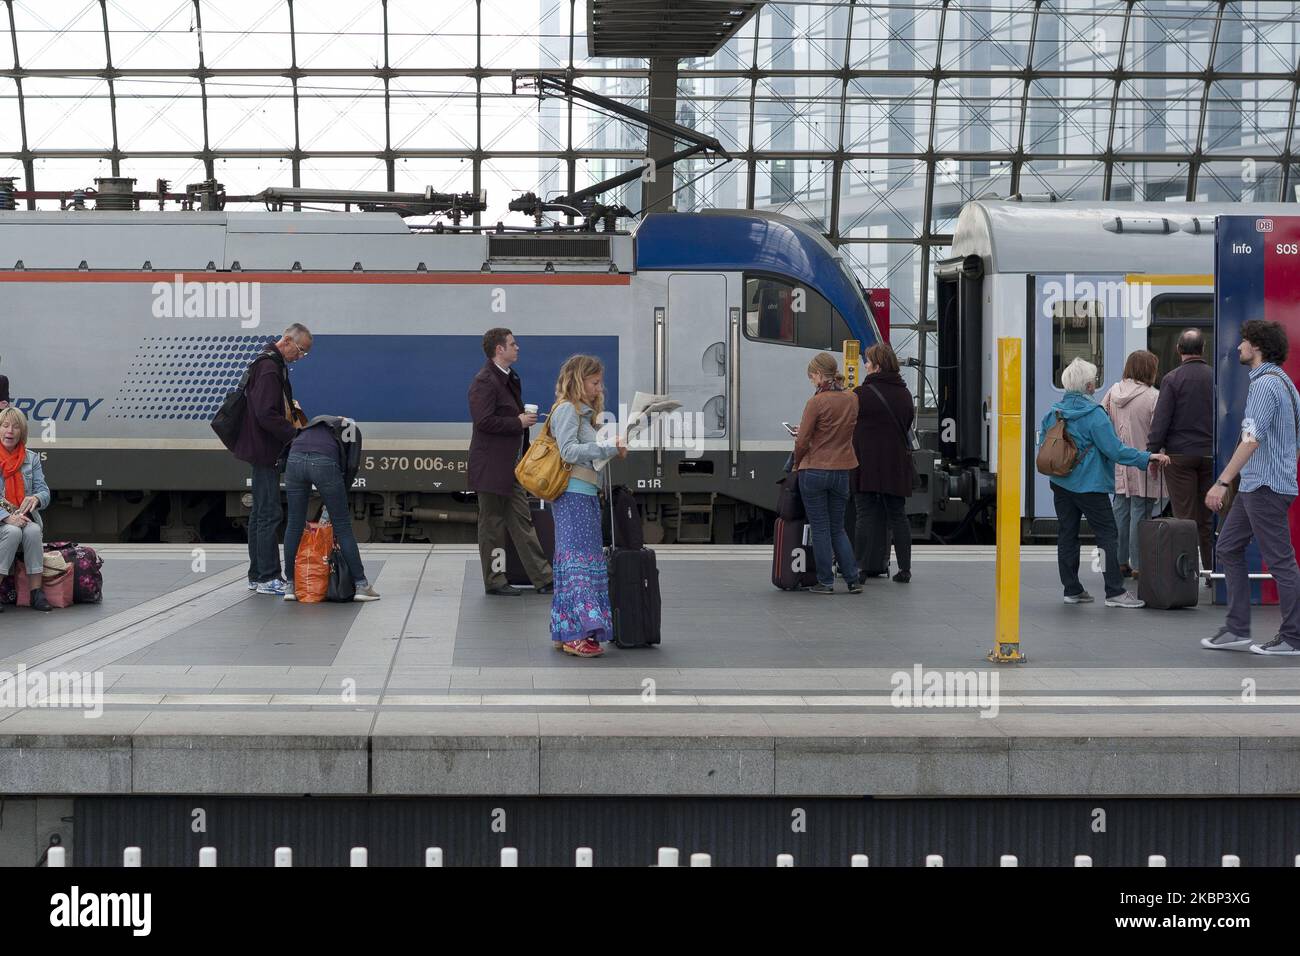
[1240,362,1300,496]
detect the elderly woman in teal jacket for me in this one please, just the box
[1040,358,1170,608]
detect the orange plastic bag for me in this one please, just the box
[294,521,334,604]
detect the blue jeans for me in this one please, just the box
[798,468,859,587]
[247,463,282,583]
[282,451,367,587]
[1112,494,1156,569]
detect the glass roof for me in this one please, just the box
[3,0,1298,402]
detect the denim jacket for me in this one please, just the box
[550,401,614,469]
[15,449,50,526]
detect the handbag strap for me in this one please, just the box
[867,383,912,451]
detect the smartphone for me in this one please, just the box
[781,421,797,435]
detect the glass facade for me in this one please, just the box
[3,0,1298,401]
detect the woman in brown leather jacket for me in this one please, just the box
[792,353,862,595]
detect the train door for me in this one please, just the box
[1144,288,1214,388]
[666,274,728,441]
[1030,272,1128,521]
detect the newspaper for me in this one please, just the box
[593,391,681,471]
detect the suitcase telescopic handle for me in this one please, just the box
[605,464,617,549]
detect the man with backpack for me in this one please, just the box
[1203,320,1300,656]
[1038,357,1170,608]
[228,324,311,594]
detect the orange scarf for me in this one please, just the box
[0,442,24,507]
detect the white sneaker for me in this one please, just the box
[256,577,288,596]
[353,584,380,602]
[1105,591,1145,608]
[1201,627,1251,651]
[283,589,297,602]
[1249,635,1300,656]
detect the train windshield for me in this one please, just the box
[743,273,853,350]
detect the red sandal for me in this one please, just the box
[561,638,600,658]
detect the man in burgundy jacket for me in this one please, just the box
[468,328,553,595]
[232,324,311,594]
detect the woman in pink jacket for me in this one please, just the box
[1101,350,1165,579]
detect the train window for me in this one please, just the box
[1051,299,1104,388]
[1148,294,1213,388]
[744,275,848,351]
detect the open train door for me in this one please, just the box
[1028,272,1129,527]
[1214,214,1300,605]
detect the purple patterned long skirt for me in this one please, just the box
[550,491,613,644]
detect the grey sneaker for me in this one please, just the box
[353,584,381,602]
[1249,635,1300,656]
[1201,626,1252,650]
[1104,591,1145,608]
[283,589,297,602]
[808,583,834,595]
[247,580,259,591]
[1063,591,1094,604]
[256,577,288,596]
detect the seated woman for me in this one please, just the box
[0,406,52,612]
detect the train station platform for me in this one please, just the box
[3,544,1300,803]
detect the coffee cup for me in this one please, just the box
[524,403,539,415]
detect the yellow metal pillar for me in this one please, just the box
[989,337,1027,664]
[842,340,861,388]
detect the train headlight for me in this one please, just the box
[240,493,254,510]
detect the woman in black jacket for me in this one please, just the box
[852,342,915,583]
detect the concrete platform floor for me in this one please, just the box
[2,544,1300,798]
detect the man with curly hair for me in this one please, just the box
[1203,319,1300,657]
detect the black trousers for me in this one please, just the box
[1051,482,1124,598]
[854,491,911,575]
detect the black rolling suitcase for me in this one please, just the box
[1137,517,1199,609]
[604,473,661,648]
[504,501,555,586]
[772,517,818,590]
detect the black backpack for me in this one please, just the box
[210,353,275,452]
